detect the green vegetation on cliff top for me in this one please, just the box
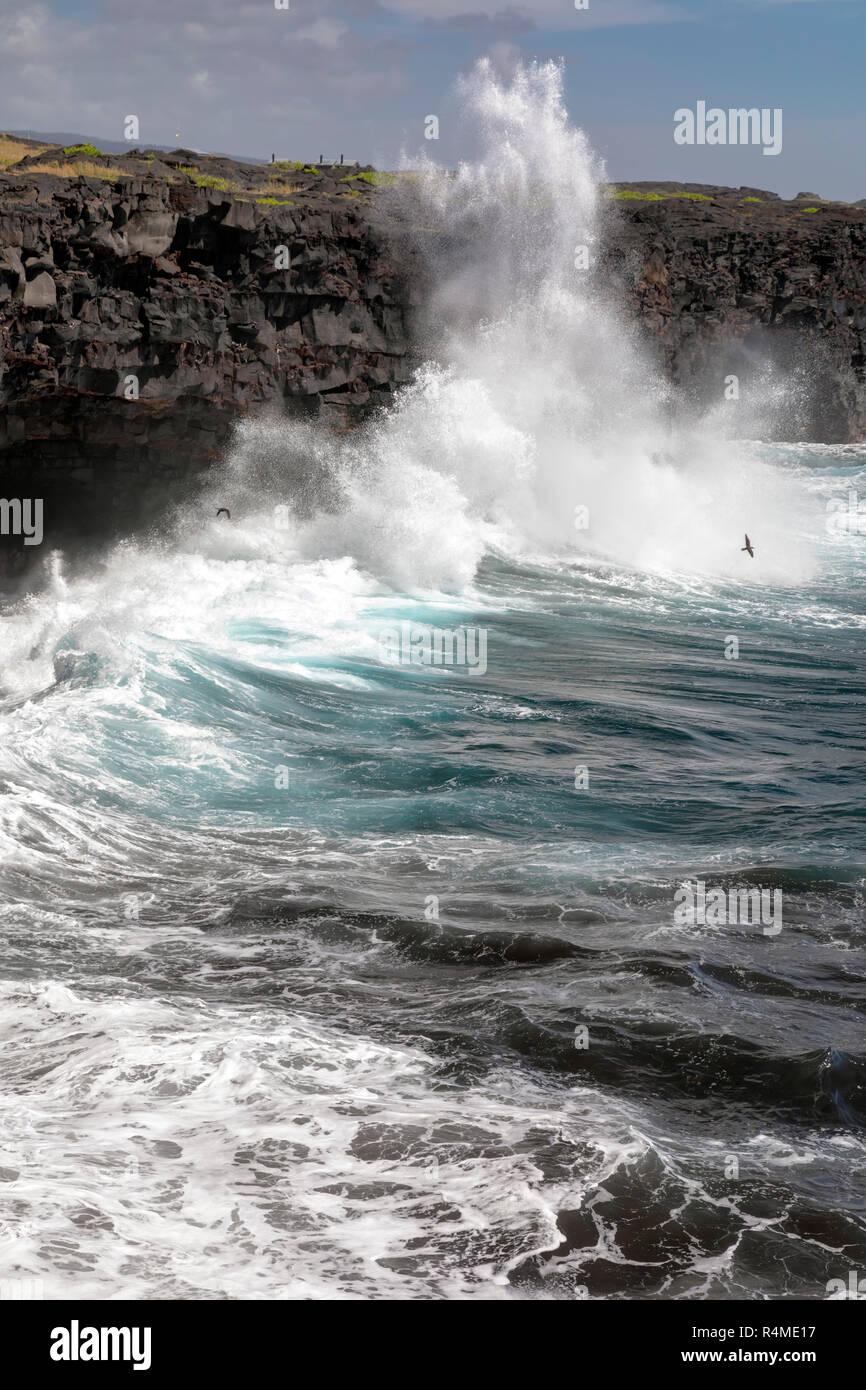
[62,143,105,158]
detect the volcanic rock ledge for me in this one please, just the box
[601,182,866,441]
[0,155,420,563]
[1,152,866,574]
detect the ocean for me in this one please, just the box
[1,62,864,1301]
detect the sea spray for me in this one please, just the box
[198,59,816,590]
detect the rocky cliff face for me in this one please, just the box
[1,147,865,576]
[601,183,866,442]
[0,148,420,570]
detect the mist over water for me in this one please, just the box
[179,60,815,593]
[0,62,863,1301]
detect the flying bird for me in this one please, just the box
[741,533,754,558]
[216,508,231,520]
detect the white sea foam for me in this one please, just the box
[189,58,821,592]
[0,976,639,1300]
[0,61,861,1303]
[0,60,839,714]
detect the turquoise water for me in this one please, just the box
[0,444,863,1300]
[0,61,864,1300]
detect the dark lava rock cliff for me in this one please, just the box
[1,139,865,572]
[602,182,866,442]
[0,145,420,564]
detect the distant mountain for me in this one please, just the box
[7,128,268,165]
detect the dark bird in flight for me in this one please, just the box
[741,533,754,558]
[216,508,231,520]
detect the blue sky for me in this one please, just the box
[3,0,865,198]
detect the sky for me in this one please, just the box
[2,0,865,199]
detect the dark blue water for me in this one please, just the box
[0,443,863,1300]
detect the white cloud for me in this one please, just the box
[0,0,409,157]
[295,19,351,47]
[381,0,687,26]
[5,6,54,53]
